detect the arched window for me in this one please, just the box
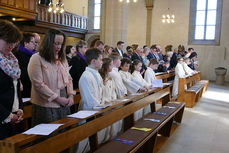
[189,0,222,45]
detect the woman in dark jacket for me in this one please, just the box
[0,20,23,140]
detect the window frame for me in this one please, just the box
[93,0,102,30]
[188,0,223,45]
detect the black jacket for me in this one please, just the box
[70,55,88,89]
[14,51,32,98]
[113,48,124,57]
[0,68,23,123]
[131,53,147,72]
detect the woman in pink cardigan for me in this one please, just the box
[28,29,75,126]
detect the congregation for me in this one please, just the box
[0,19,199,152]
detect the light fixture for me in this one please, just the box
[12,18,16,21]
[161,8,175,24]
[119,0,137,3]
[48,1,65,14]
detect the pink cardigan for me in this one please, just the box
[28,53,75,108]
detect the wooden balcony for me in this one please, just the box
[0,0,37,20]
[36,5,88,36]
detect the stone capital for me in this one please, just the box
[145,0,154,8]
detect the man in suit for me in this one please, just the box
[123,46,133,59]
[113,41,124,57]
[70,40,88,89]
[131,47,147,73]
[147,44,158,61]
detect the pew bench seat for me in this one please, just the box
[185,83,205,107]
[94,102,185,153]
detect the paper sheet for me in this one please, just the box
[119,99,129,102]
[23,124,63,135]
[22,98,31,103]
[93,104,111,110]
[152,79,164,88]
[144,118,160,122]
[67,110,99,119]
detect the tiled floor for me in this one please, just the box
[157,82,229,153]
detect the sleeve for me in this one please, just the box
[120,72,141,93]
[79,74,100,110]
[144,70,152,84]
[0,103,11,123]
[28,54,58,102]
[63,61,75,96]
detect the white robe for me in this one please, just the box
[100,77,122,142]
[109,67,127,98]
[182,62,194,76]
[144,67,156,85]
[119,70,143,94]
[79,67,103,110]
[132,71,151,87]
[78,67,103,152]
[101,78,117,104]
[119,70,144,121]
[172,63,187,97]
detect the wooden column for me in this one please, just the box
[145,0,154,47]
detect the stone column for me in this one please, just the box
[100,0,128,47]
[145,0,154,47]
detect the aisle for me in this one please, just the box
[157,82,229,153]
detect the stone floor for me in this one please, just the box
[157,82,229,153]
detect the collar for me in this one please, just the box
[18,45,34,56]
[77,51,87,63]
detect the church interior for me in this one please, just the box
[0,0,228,153]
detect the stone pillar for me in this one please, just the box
[145,0,154,47]
[100,0,128,47]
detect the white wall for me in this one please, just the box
[127,0,229,81]
[64,0,88,16]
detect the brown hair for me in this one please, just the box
[130,59,142,74]
[85,48,102,65]
[149,58,158,66]
[0,20,22,43]
[20,32,35,47]
[39,28,66,63]
[94,40,104,47]
[121,57,131,67]
[109,52,121,61]
[99,58,112,84]
[76,40,87,52]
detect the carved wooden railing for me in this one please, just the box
[37,5,88,33]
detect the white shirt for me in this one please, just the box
[117,48,123,57]
[109,67,127,98]
[102,78,117,104]
[79,67,103,110]
[119,70,143,94]
[144,67,156,85]
[132,71,150,87]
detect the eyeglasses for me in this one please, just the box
[30,41,36,44]
[7,42,18,47]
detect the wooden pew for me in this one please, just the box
[0,86,171,153]
[22,89,81,131]
[177,72,209,108]
[155,71,175,84]
[155,71,175,101]
[94,102,185,153]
